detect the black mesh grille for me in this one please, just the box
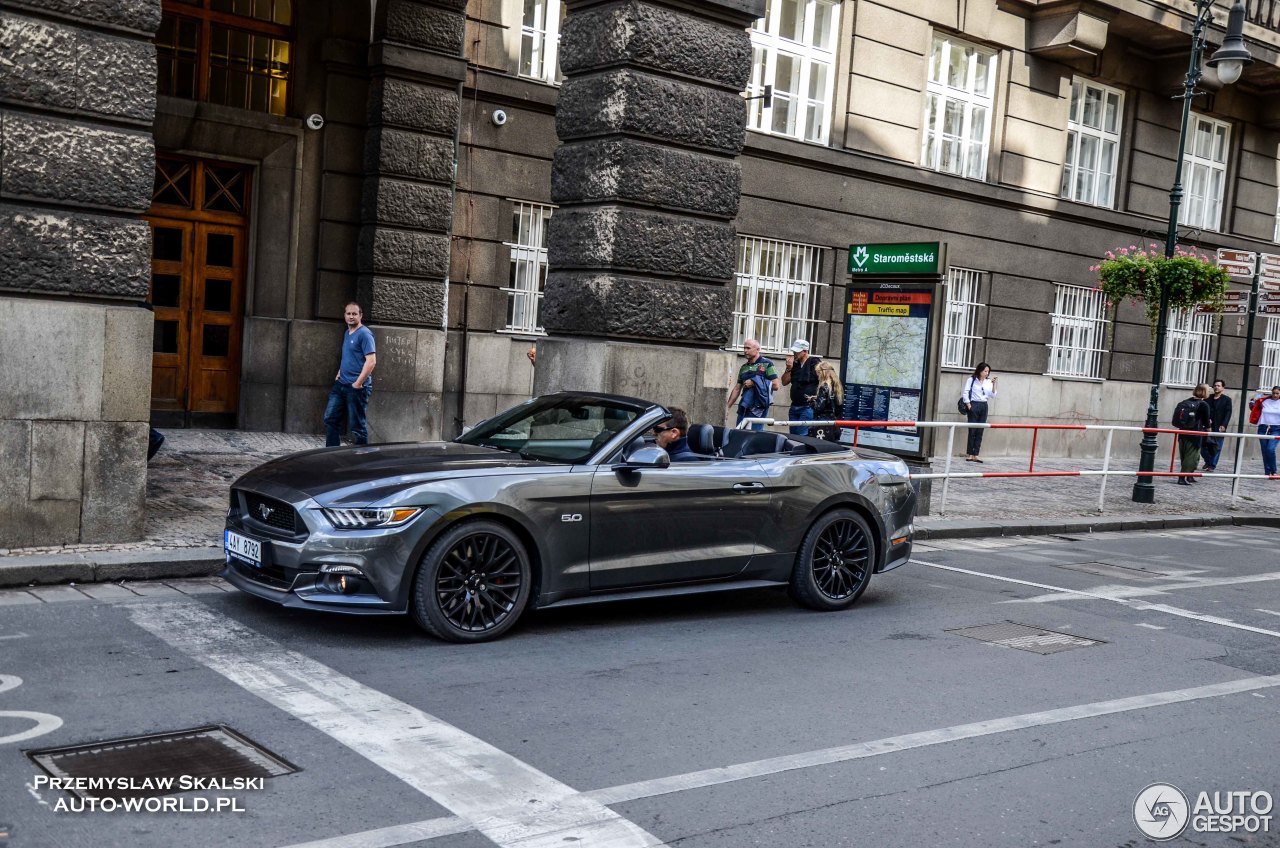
[231,558,294,590]
[243,493,297,533]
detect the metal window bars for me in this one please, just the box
[1162,308,1215,388]
[1261,316,1280,390]
[942,267,984,369]
[501,202,553,336]
[732,236,827,354]
[1046,284,1109,379]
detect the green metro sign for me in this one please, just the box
[848,242,945,275]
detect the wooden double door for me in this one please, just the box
[147,156,251,426]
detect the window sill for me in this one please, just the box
[1044,373,1105,383]
[941,366,977,373]
[497,329,547,340]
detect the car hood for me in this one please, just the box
[233,441,556,501]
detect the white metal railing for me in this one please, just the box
[739,416,1280,517]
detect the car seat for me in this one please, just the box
[723,430,788,458]
[687,424,722,457]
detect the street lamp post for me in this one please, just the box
[1131,0,1252,503]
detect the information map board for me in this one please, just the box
[838,283,939,458]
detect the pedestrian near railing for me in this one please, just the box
[737,416,1280,517]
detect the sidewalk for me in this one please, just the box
[1,430,1277,588]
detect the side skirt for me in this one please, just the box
[535,579,789,610]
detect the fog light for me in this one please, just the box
[320,564,361,575]
[339,575,356,594]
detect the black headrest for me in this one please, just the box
[724,430,788,458]
[687,424,718,455]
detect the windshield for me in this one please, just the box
[456,396,648,463]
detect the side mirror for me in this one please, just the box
[616,445,670,470]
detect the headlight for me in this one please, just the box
[320,507,422,529]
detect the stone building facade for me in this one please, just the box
[3,0,1280,546]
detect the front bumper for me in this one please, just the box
[222,500,439,615]
[878,483,917,572]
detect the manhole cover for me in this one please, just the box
[1054,562,1164,580]
[947,622,1105,655]
[28,725,297,800]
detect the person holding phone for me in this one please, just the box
[960,362,997,462]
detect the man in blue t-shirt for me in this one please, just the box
[323,302,377,447]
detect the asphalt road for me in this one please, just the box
[3,526,1280,848]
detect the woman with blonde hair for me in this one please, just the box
[811,360,844,442]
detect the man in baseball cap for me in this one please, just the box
[782,339,820,436]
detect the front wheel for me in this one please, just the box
[410,520,532,642]
[789,508,874,611]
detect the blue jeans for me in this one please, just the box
[325,381,372,447]
[1261,424,1280,476]
[1201,434,1224,469]
[788,404,814,436]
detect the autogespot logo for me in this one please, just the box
[1134,783,1190,841]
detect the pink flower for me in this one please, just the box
[1129,245,1137,250]
[1105,251,1115,259]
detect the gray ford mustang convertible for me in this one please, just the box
[223,392,917,642]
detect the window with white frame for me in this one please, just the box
[1183,113,1230,231]
[942,267,984,369]
[1061,78,1123,208]
[502,202,553,335]
[1046,284,1109,379]
[1273,193,1279,242]
[1162,308,1215,387]
[922,35,998,180]
[519,0,564,83]
[747,0,841,144]
[1261,317,1280,390]
[732,236,827,354]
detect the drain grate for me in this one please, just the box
[947,622,1105,655]
[28,725,297,800]
[1054,561,1165,581]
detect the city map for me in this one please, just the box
[843,314,928,390]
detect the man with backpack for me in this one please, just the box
[726,338,780,431]
[1171,384,1212,485]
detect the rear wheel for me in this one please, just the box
[789,508,874,611]
[411,520,531,642]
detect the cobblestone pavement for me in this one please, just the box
[0,429,1276,559]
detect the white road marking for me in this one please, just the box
[0,675,63,745]
[1012,571,1280,603]
[129,602,659,848]
[280,672,1280,848]
[0,633,29,641]
[1257,609,1280,618]
[915,559,1280,639]
[1134,623,1166,630]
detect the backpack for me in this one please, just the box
[1172,398,1201,430]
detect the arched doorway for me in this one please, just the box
[147,155,252,427]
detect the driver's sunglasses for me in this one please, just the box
[652,425,674,434]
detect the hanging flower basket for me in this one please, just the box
[1091,243,1229,339]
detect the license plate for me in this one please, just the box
[224,530,262,566]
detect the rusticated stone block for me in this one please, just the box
[6,0,160,33]
[541,271,732,344]
[1,112,153,210]
[365,127,455,184]
[560,1,752,91]
[359,226,451,278]
[358,276,448,326]
[0,13,77,111]
[552,139,741,218]
[30,420,85,501]
[0,203,149,298]
[548,206,736,281]
[76,29,156,123]
[80,420,147,543]
[362,178,453,232]
[557,69,746,154]
[369,77,459,135]
[385,0,465,55]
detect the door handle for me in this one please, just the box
[732,482,765,492]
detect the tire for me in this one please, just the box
[410,520,532,643]
[789,508,875,611]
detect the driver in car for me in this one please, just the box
[654,408,699,463]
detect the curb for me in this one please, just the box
[915,512,1280,540]
[1,514,1278,588]
[0,548,222,589]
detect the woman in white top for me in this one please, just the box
[1254,385,1280,477]
[960,362,997,462]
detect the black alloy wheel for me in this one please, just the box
[411,520,531,642]
[790,508,874,611]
